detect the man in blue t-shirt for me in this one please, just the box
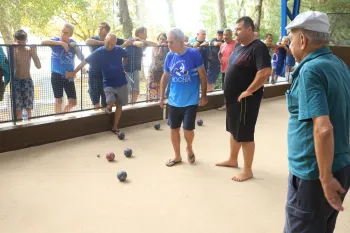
[284,11,350,233]
[160,28,208,167]
[85,22,130,109]
[123,27,158,103]
[66,34,129,136]
[41,23,84,114]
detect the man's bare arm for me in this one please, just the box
[66,60,88,78]
[42,40,69,52]
[160,72,170,101]
[197,66,207,97]
[31,48,41,69]
[313,116,334,181]
[246,67,271,94]
[122,57,128,67]
[70,43,84,60]
[85,38,104,46]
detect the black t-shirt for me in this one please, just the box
[209,38,224,65]
[224,39,271,101]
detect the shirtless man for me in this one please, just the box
[13,30,41,119]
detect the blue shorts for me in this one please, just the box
[14,78,34,110]
[284,164,350,233]
[168,105,198,130]
[88,68,107,107]
[207,64,221,84]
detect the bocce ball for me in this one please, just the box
[118,132,125,140]
[106,152,115,161]
[124,148,133,157]
[154,123,161,130]
[117,171,127,181]
[197,119,203,126]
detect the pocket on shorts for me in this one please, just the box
[285,204,314,221]
[288,173,301,192]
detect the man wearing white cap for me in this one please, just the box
[284,11,350,233]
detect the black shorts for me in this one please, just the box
[168,105,198,130]
[226,95,262,142]
[51,72,77,99]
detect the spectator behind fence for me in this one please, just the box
[285,40,296,82]
[189,29,209,71]
[41,23,84,114]
[217,29,237,111]
[86,22,130,110]
[147,33,168,101]
[0,47,10,102]
[254,32,259,40]
[207,30,224,92]
[13,30,41,120]
[124,27,157,103]
[216,16,271,182]
[271,36,289,84]
[184,35,191,47]
[66,34,129,137]
[284,11,350,233]
[264,33,277,58]
[160,28,208,167]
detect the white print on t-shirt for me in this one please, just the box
[170,60,192,83]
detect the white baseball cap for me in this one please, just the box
[286,11,331,33]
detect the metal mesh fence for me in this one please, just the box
[0,42,286,125]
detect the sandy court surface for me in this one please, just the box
[0,96,349,233]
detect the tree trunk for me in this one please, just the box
[166,0,176,28]
[134,0,145,25]
[236,0,245,18]
[118,0,133,38]
[254,0,263,32]
[216,0,227,29]
[0,25,12,44]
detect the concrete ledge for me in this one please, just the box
[0,83,290,153]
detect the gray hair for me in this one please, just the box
[301,29,330,45]
[64,23,75,34]
[224,29,232,33]
[168,28,185,42]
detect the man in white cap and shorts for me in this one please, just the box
[284,11,350,233]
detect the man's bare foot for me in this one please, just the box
[215,160,238,168]
[232,170,253,182]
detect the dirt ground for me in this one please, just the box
[0,96,349,233]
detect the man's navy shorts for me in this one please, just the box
[284,164,350,233]
[168,104,198,130]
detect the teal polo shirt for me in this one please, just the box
[287,46,350,180]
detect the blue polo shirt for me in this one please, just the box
[287,46,350,180]
[85,46,128,88]
[164,48,204,107]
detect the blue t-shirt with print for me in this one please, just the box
[287,46,350,180]
[50,37,77,76]
[164,48,204,107]
[85,46,128,88]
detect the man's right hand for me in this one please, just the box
[321,176,346,211]
[160,98,166,109]
[60,42,69,52]
[65,71,75,79]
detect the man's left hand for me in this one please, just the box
[199,96,208,106]
[69,42,77,48]
[238,90,253,102]
[321,176,346,211]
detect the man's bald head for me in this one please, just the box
[105,33,117,51]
